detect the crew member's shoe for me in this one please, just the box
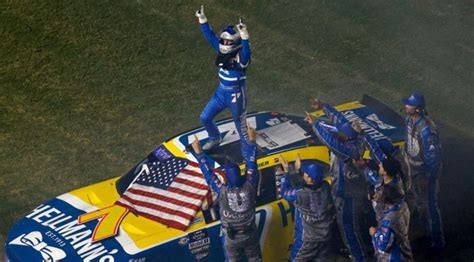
[202,137,223,150]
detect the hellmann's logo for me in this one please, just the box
[365,113,395,130]
[9,231,67,262]
[21,204,119,261]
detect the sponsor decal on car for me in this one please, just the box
[19,204,119,261]
[342,110,388,140]
[365,113,396,130]
[187,229,211,260]
[9,231,67,261]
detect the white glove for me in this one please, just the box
[236,22,249,40]
[195,5,207,24]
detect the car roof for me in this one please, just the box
[176,111,321,165]
[169,95,404,165]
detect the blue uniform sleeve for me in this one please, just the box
[373,219,395,252]
[322,103,348,127]
[312,122,354,159]
[196,153,224,193]
[199,22,219,52]
[420,126,441,176]
[238,39,251,67]
[364,167,381,186]
[363,135,388,164]
[245,142,259,187]
[279,175,302,202]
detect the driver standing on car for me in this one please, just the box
[195,5,251,156]
[191,126,261,262]
[402,92,444,250]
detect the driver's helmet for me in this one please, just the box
[219,25,241,54]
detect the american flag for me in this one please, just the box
[115,157,213,231]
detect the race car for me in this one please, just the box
[5,95,405,262]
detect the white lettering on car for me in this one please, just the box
[343,111,388,140]
[23,204,118,261]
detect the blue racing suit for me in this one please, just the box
[280,176,303,261]
[372,203,413,261]
[199,22,251,154]
[362,134,406,225]
[364,168,405,226]
[404,115,444,248]
[363,134,410,194]
[196,142,261,262]
[312,103,369,262]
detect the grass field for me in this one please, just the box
[1,0,473,260]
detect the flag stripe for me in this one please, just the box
[133,211,188,231]
[124,189,200,212]
[132,205,191,227]
[115,158,212,231]
[168,182,209,195]
[176,173,208,186]
[167,187,208,200]
[130,184,206,203]
[118,194,193,227]
[120,195,195,221]
[173,177,209,191]
[187,161,200,168]
[116,198,136,211]
[126,188,203,207]
[180,168,205,178]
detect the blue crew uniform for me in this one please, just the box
[199,22,251,153]
[372,203,413,261]
[363,135,411,195]
[404,114,444,248]
[364,168,405,226]
[280,176,303,261]
[281,163,334,262]
[196,141,261,262]
[362,135,406,225]
[311,103,369,262]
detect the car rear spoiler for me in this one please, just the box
[361,94,404,128]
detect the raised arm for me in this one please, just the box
[311,120,354,159]
[363,134,389,164]
[244,126,259,187]
[195,6,219,51]
[310,99,348,127]
[278,155,302,202]
[236,20,251,67]
[192,136,224,193]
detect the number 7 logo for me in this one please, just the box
[231,93,241,103]
[78,205,129,242]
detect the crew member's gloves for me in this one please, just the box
[195,5,207,24]
[237,22,249,40]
